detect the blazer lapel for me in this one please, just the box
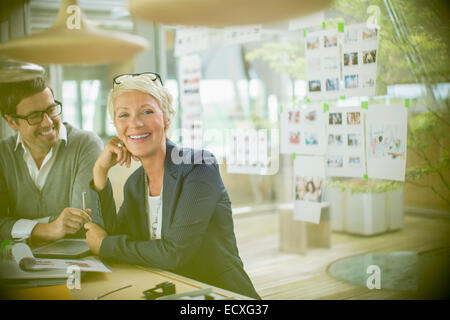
[162,140,182,237]
[138,167,151,240]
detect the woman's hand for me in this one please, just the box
[84,222,108,256]
[93,137,132,190]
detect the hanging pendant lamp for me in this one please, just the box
[0,57,45,83]
[130,0,332,27]
[0,0,149,65]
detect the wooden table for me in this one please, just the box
[70,262,252,300]
[3,260,252,300]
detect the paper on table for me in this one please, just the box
[11,243,111,273]
[293,156,326,224]
[366,104,407,181]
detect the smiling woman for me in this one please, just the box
[85,72,261,299]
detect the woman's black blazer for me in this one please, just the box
[91,139,260,299]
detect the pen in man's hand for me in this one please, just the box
[82,192,87,211]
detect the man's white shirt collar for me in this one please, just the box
[14,122,68,151]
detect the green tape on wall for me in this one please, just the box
[361,101,369,109]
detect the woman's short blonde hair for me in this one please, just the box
[107,74,175,122]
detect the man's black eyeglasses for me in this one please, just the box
[9,100,62,126]
[113,72,163,87]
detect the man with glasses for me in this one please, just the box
[0,76,103,243]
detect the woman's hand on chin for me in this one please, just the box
[92,137,133,190]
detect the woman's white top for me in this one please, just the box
[148,194,162,240]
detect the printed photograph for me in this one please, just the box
[288,111,300,124]
[305,132,319,145]
[326,78,339,91]
[362,77,375,88]
[328,134,343,146]
[348,156,361,166]
[344,28,358,44]
[348,133,362,147]
[295,176,323,202]
[344,52,358,66]
[327,155,344,168]
[306,37,320,50]
[322,56,339,71]
[309,80,321,92]
[346,112,361,125]
[362,28,378,41]
[307,57,321,73]
[345,74,359,89]
[363,50,377,64]
[305,110,317,122]
[368,125,405,159]
[289,131,301,145]
[324,34,338,48]
[329,112,342,125]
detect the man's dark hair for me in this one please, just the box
[0,77,51,118]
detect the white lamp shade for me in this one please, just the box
[130,0,332,27]
[0,0,149,65]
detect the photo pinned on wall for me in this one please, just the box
[327,155,343,168]
[344,74,359,89]
[329,112,342,125]
[328,133,343,146]
[362,27,378,41]
[342,23,379,97]
[306,37,320,51]
[307,58,321,73]
[344,27,358,44]
[294,156,326,224]
[326,106,365,178]
[343,52,358,67]
[226,129,275,175]
[181,119,203,149]
[347,133,362,147]
[288,11,325,31]
[174,27,209,57]
[280,106,326,155]
[223,25,262,45]
[326,78,339,92]
[179,54,203,148]
[366,104,407,181]
[362,49,377,64]
[322,56,339,71]
[305,30,341,100]
[324,34,338,48]
[347,112,361,125]
[308,80,321,92]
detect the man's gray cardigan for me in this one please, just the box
[0,122,103,240]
